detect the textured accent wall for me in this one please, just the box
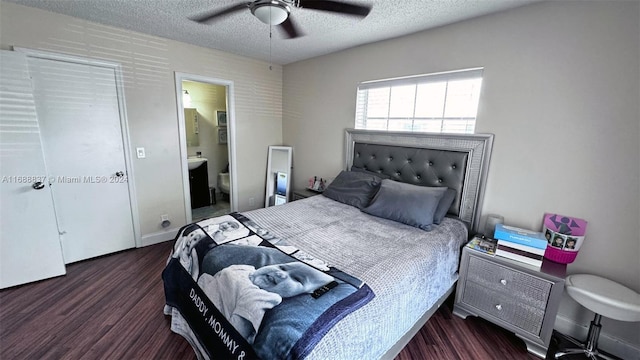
[0,1,283,238]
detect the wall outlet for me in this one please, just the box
[161,214,169,221]
[136,147,146,158]
[249,197,255,206]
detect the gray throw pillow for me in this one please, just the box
[322,171,382,209]
[362,179,447,231]
[433,188,457,225]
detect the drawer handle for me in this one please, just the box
[500,279,507,285]
[495,304,503,311]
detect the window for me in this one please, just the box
[355,68,483,134]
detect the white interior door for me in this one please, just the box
[27,56,135,264]
[0,51,66,288]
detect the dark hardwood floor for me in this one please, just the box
[1,241,546,359]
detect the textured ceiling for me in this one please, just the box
[7,0,539,65]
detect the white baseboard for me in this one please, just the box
[139,227,179,247]
[555,314,640,360]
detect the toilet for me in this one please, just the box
[218,172,230,200]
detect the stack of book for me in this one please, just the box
[493,224,547,267]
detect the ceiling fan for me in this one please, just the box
[189,0,372,39]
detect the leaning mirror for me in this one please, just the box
[265,146,292,207]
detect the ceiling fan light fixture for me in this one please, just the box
[251,1,291,25]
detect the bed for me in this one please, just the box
[163,129,493,360]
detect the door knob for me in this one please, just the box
[115,171,124,177]
[32,181,45,190]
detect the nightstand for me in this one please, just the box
[453,241,566,358]
[292,188,322,201]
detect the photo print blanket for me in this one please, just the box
[162,213,375,360]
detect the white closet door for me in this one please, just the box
[27,57,135,264]
[0,51,66,288]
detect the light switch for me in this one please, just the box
[136,147,146,158]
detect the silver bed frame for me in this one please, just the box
[344,129,494,359]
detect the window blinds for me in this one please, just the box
[355,68,483,134]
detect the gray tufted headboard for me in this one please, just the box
[345,129,493,233]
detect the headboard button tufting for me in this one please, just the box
[438,179,443,183]
[428,161,433,166]
[452,164,457,169]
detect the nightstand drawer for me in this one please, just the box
[462,281,545,336]
[466,256,552,309]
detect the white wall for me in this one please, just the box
[283,1,640,355]
[0,2,282,241]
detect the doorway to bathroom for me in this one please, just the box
[175,73,238,223]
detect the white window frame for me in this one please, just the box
[355,68,483,134]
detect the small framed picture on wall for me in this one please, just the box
[216,110,227,127]
[218,128,228,144]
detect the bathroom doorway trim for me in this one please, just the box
[174,72,238,223]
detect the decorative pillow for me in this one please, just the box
[433,188,457,225]
[322,171,382,209]
[362,179,447,231]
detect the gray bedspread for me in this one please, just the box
[243,195,468,360]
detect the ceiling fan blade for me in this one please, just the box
[279,17,304,38]
[298,0,371,17]
[189,2,251,23]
